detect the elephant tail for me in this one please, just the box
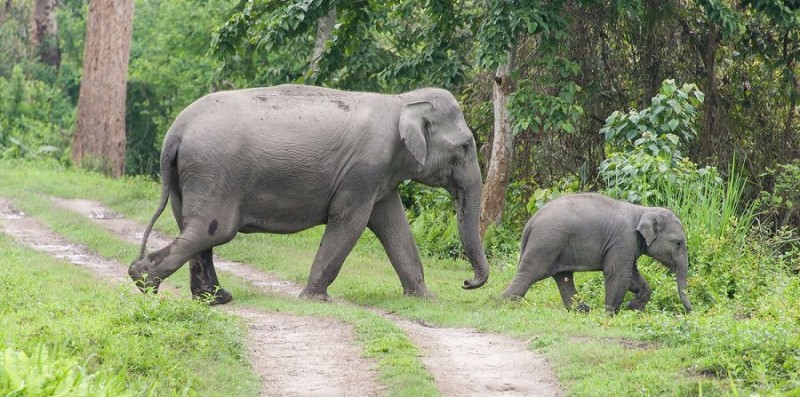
[137,133,181,260]
[519,223,532,254]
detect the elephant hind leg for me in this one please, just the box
[189,248,232,305]
[626,266,651,311]
[129,215,238,293]
[501,250,557,299]
[553,271,590,312]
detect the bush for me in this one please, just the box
[0,66,75,162]
[598,79,715,203]
[404,181,525,261]
[406,184,463,259]
[755,159,800,231]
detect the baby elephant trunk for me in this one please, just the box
[676,259,692,313]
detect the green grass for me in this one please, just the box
[0,233,259,396]
[2,159,800,396]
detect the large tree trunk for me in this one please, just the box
[30,0,60,68]
[479,50,515,238]
[307,7,336,80]
[72,0,134,177]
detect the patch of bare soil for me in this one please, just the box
[52,197,563,397]
[389,316,561,396]
[1,197,384,397]
[233,307,383,397]
[0,198,135,288]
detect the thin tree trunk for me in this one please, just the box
[781,32,798,162]
[480,50,515,238]
[699,23,719,160]
[31,0,60,68]
[0,0,12,25]
[308,8,336,80]
[72,0,134,177]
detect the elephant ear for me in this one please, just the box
[636,212,662,246]
[399,101,433,166]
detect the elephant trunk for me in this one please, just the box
[452,176,490,290]
[676,258,692,313]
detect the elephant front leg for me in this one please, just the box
[602,253,636,314]
[626,265,651,311]
[367,192,430,297]
[300,191,374,301]
[189,249,232,305]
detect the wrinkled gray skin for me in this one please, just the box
[129,84,490,304]
[502,193,692,313]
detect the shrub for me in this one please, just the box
[404,181,527,261]
[598,79,715,203]
[755,159,800,231]
[0,66,74,162]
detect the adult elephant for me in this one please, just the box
[129,84,490,304]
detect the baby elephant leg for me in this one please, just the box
[552,272,590,312]
[627,266,652,311]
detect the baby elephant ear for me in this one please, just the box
[636,212,661,246]
[399,101,433,166]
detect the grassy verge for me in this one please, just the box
[0,233,259,396]
[2,159,799,395]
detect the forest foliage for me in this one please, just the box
[5,0,798,236]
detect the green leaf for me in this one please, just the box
[668,119,679,131]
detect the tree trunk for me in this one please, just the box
[72,0,134,177]
[480,50,515,238]
[699,23,719,161]
[0,0,12,25]
[781,32,798,162]
[308,8,336,80]
[31,0,60,68]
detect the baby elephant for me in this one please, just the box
[502,193,692,313]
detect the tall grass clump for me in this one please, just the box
[648,162,780,313]
[0,346,130,397]
[657,161,754,240]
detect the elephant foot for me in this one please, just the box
[193,288,233,305]
[573,302,591,313]
[627,300,648,311]
[501,293,525,301]
[403,287,435,300]
[128,261,161,294]
[299,288,332,302]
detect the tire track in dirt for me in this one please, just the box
[53,197,563,397]
[0,198,384,397]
